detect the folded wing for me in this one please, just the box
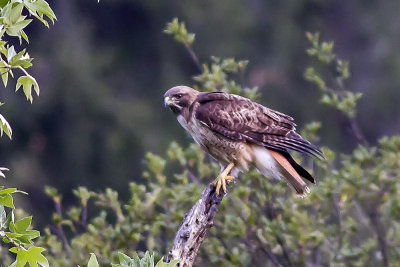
[195,92,324,160]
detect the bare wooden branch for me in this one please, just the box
[168,183,225,267]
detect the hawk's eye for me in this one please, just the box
[175,93,183,99]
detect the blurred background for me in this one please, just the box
[1,0,400,224]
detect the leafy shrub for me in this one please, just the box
[2,16,399,267]
[0,0,55,266]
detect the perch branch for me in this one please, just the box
[168,183,226,267]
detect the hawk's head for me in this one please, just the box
[164,86,199,115]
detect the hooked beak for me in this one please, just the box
[164,96,172,107]
[164,96,182,110]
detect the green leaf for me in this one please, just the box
[21,29,29,43]
[8,19,32,34]
[0,188,17,195]
[7,46,16,62]
[142,251,154,267]
[16,74,40,103]
[6,19,32,41]
[8,4,24,24]
[164,18,195,46]
[155,258,180,267]
[0,193,14,208]
[87,253,99,267]
[23,0,57,27]
[113,251,173,267]
[14,216,32,232]
[0,113,12,139]
[9,49,33,68]
[9,247,19,253]
[145,152,166,176]
[73,187,93,206]
[0,60,9,87]
[11,246,49,267]
[0,0,9,8]
[8,217,40,244]
[116,252,134,266]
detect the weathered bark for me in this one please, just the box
[168,183,225,267]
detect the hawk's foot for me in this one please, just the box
[213,163,235,195]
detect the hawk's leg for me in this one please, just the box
[213,162,235,195]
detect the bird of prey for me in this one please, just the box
[164,86,324,196]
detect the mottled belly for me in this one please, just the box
[187,119,253,170]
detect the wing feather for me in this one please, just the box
[195,92,324,159]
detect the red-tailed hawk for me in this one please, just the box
[164,86,324,196]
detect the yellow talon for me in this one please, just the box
[226,176,235,182]
[213,163,235,195]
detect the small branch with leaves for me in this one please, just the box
[304,32,368,145]
[0,1,56,266]
[164,18,201,72]
[0,0,56,140]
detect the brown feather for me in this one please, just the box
[268,149,310,196]
[195,92,324,159]
[281,151,315,184]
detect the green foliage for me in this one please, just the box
[87,253,99,267]
[31,147,207,265]
[0,18,389,267]
[0,186,16,208]
[305,32,362,119]
[10,246,49,267]
[8,216,40,244]
[0,183,44,265]
[111,251,179,267]
[0,0,56,266]
[0,112,12,139]
[0,0,56,138]
[2,16,400,267]
[194,56,259,99]
[304,32,368,147]
[85,251,179,267]
[164,18,195,47]
[7,130,395,266]
[15,74,39,103]
[0,182,47,267]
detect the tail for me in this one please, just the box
[252,145,314,196]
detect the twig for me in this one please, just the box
[167,183,225,267]
[56,224,70,252]
[332,192,343,260]
[81,204,87,228]
[186,169,202,186]
[365,203,389,267]
[349,118,368,146]
[334,76,368,146]
[276,236,293,267]
[313,246,321,266]
[263,188,292,266]
[355,200,389,267]
[245,233,281,267]
[184,44,202,73]
[54,201,71,253]
[259,245,281,267]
